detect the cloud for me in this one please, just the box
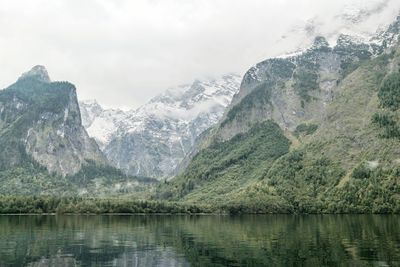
[0,0,399,109]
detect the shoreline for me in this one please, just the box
[0,213,398,216]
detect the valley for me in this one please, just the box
[0,6,400,215]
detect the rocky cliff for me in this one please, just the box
[155,14,400,213]
[80,74,241,178]
[0,66,106,176]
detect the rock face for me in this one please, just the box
[0,66,106,176]
[213,16,400,142]
[80,74,241,178]
[80,100,127,150]
[154,13,400,212]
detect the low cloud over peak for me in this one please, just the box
[0,0,399,109]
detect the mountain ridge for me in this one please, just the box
[154,13,400,213]
[79,73,241,178]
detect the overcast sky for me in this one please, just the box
[0,0,399,109]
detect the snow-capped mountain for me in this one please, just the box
[80,74,241,178]
[80,100,128,150]
[274,0,400,58]
[79,0,400,180]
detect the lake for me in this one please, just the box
[0,215,399,266]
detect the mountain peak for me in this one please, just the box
[19,65,51,83]
[312,36,330,49]
[81,99,101,107]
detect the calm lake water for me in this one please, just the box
[0,215,399,267]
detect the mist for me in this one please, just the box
[0,0,399,109]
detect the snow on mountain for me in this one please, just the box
[79,0,400,179]
[130,74,239,123]
[79,74,241,178]
[80,100,128,149]
[275,0,400,58]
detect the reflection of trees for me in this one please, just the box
[27,254,77,267]
[147,215,400,266]
[0,215,399,266]
[0,216,190,267]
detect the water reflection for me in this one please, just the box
[0,215,399,266]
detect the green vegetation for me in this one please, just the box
[1,79,73,115]
[217,147,400,214]
[0,158,158,196]
[262,148,399,213]
[1,30,400,216]
[378,72,400,110]
[339,58,364,79]
[0,162,71,196]
[155,121,290,204]
[266,151,345,213]
[70,160,127,185]
[152,46,400,214]
[294,123,318,137]
[222,81,273,127]
[293,68,319,102]
[152,51,400,213]
[0,196,209,214]
[336,38,394,80]
[351,161,372,179]
[372,113,400,138]
[221,149,346,214]
[0,77,76,170]
[372,71,400,138]
[330,165,400,213]
[0,68,159,199]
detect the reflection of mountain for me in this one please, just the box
[0,215,398,266]
[27,249,187,267]
[28,255,78,267]
[0,216,190,267]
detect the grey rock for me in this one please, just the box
[80,74,241,178]
[0,66,106,176]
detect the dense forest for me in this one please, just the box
[150,49,400,215]
[1,16,400,217]
[0,196,209,214]
[0,194,398,215]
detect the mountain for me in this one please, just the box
[0,66,157,196]
[80,74,241,178]
[80,100,127,150]
[155,15,400,213]
[0,65,106,176]
[274,0,400,59]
